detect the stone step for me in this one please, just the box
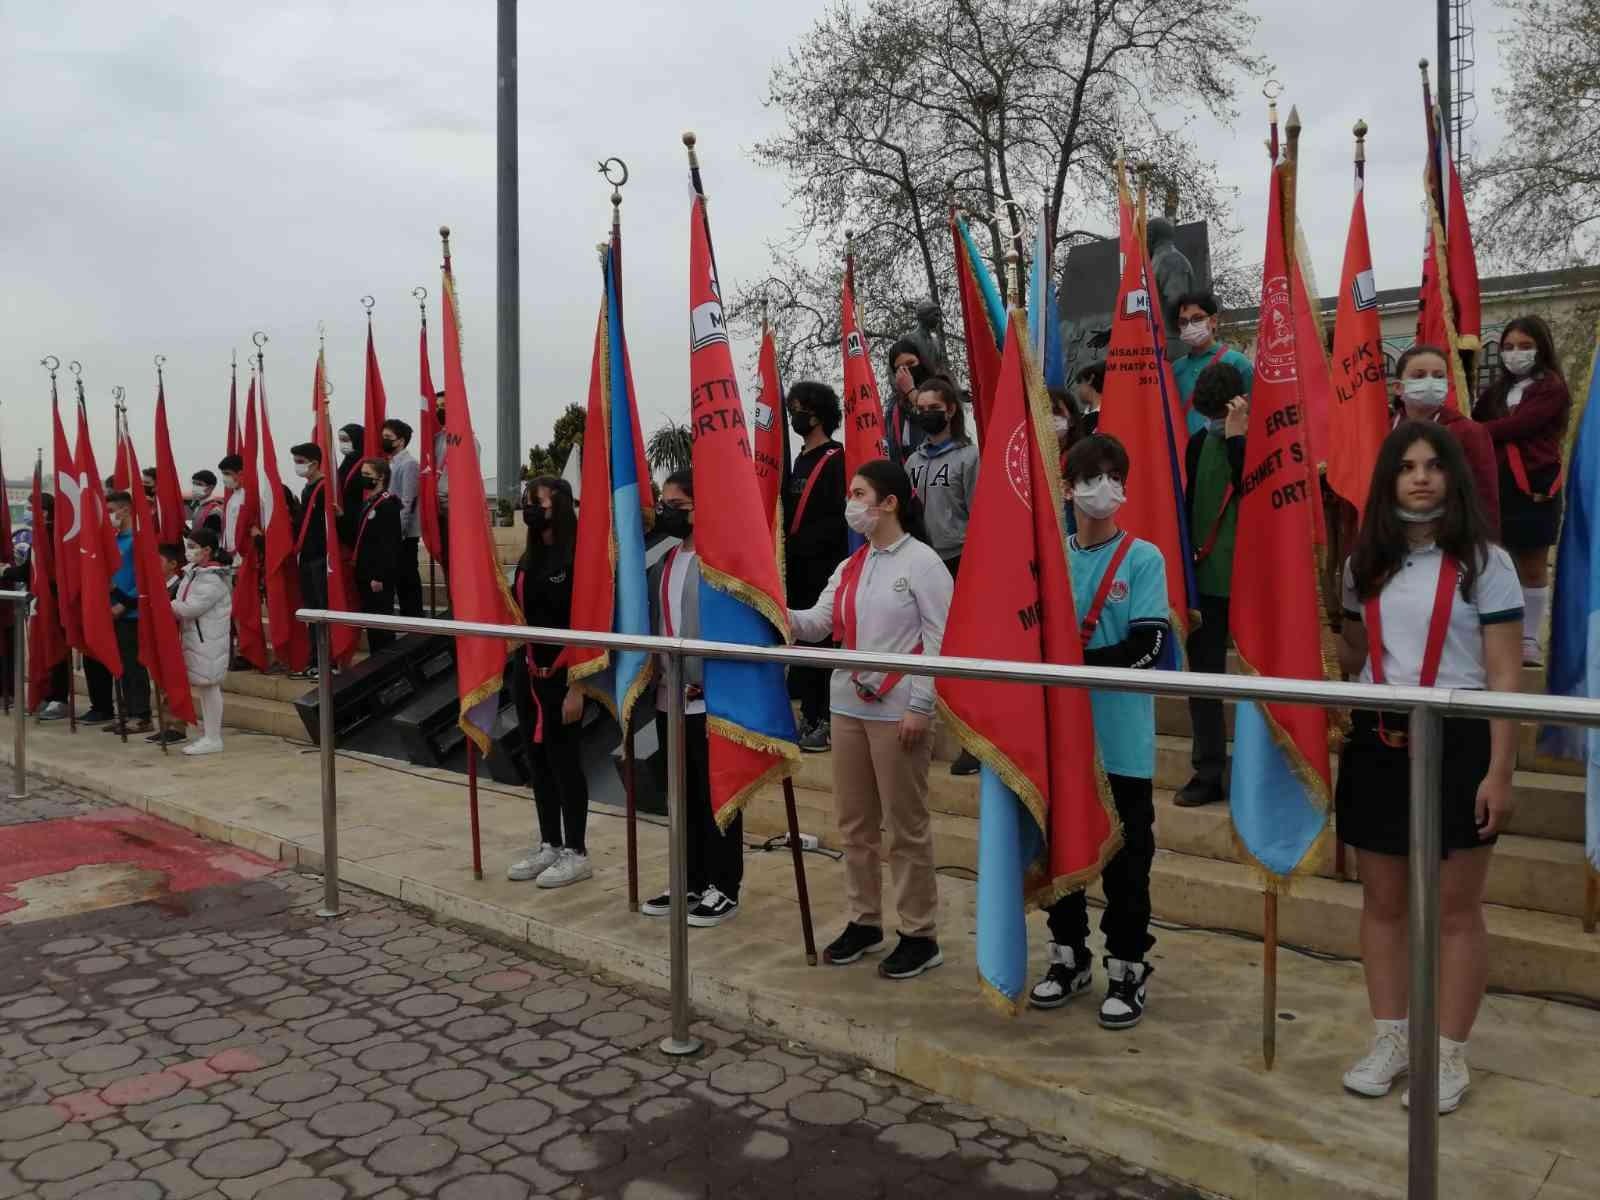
[73,670,307,742]
[743,787,1600,997]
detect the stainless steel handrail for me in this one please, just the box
[1,589,28,799]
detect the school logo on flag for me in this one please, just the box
[1122,289,1150,318]
[1258,275,1297,382]
[754,400,774,432]
[691,299,728,351]
[1352,268,1378,311]
[846,330,866,358]
[1005,421,1033,510]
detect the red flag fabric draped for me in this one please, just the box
[417,313,443,563]
[937,318,1118,903]
[0,437,11,565]
[74,400,122,676]
[153,375,188,542]
[1327,169,1391,523]
[113,423,132,493]
[233,377,270,671]
[840,255,888,481]
[440,248,522,752]
[257,369,310,673]
[1289,246,1333,478]
[1417,100,1477,414]
[753,316,788,546]
[51,395,84,651]
[363,321,388,461]
[119,418,197,725]
[1230,161,1331,800]
[312,349,359,666]
[26,455,68,711]
[1096,165,1194,652]
[950,209,1004,450]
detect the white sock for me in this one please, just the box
[1441,1033,1468,1057]
[1523,586,1549,646]
[1376,1018,1409,1042]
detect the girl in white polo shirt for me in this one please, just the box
[1336,420,1522,1115]
[789,459,953,982]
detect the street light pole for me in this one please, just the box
[496,0,522,514]
[1436,0,1452,156]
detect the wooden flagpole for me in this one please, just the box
[624,731,639,912]
[782,778,818,964]
[468,739,483,881]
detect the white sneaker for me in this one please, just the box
[1523,638,1545,667]
[507,843,560,882]
[1402,1041,1470,1114]
[1343,1027,1409,1097]
[1028,943,1092,1010]
[535,848,593,889]
[38,701,68,722]
[181,737,224,757]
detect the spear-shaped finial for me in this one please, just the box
[440,225,452,271]
[1354,118,1369,180]
[361,295,375,323]
[1285,105,1303,165]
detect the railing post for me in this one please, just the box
[659,649,702,1057]
[1406,703,1443,1200]
[9,596,25,800]
[316,622,342,918]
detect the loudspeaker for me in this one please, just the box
[293,633,456,750]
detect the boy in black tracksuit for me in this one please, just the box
[291,443,329,677]
[352,458,402,654]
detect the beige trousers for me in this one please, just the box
[830,714,938,937]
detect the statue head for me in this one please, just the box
[914,299,942,331]
[1146,217,1177,251]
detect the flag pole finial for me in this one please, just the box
[413,286,428,328]
[439,226,452,272]
[1354,119,1368,161]
[682,130,698,160]
[153,353,165,386]
[361,295,375,322]
[40,354,59,381]
[252,330,267,375]
[599,156,628,223]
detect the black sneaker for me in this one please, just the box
[1099,957,1152,1029]
[798,720,831,753]
[80,708,114,724]
[822,922,885,965]
[1174,775,1224,808]
[1028,943,1092,1010]
[640,888,701,917]
[145,729,187,745]
[878,935,943,979]
[687,886,738,927]
[950,749,980,777]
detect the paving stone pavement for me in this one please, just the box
[0,781,1209,1200]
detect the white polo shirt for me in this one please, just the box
[1342,543,1522,689]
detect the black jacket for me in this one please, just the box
[782,439,849,611]
[297,477,328,562]
[513,543,575,675]
[353,493,402,586]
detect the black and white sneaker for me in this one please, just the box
[822,922,885,965]
[640,888,701,917]
[878,935,943,979]
[687,886,739,927]
[1099,957,1152,1029]
[1028,942,1092,1010]
[798,720,831,753]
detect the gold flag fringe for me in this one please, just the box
[979,971,1022,1019]
[699,561,792,646]
[707,719,799,833]
[1426,196,1476,411]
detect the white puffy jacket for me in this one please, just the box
[171,565,233,686]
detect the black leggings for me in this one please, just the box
[512,668,589,854]
[1045,774,1156,962]
[654,711,744,900]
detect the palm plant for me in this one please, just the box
[646,418,694,477]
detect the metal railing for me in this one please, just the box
[7,586,1597,1199]
[2,590,27,800]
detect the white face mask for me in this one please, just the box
[293,462,311,478]
[1179,319,1213,348]
[1501,348,1537,377]
[222,475,239,491]
[1401,377,1449,410]
[844,498,882,536]
[108,511,125,530]
[185,545,204,564]
[338,438,353,455]
[191,485,211,500]
[1395,504,1444,524]
[1072,474,1126,520]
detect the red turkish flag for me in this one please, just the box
[1327,172,1392,523]
[417,314,443,563]
[363,322,388,461]
[840,255,888,484]
[26,454,68,711]
[226,368,241,459]
[753,317,788,545]
[153,376,188,542]
[51,394,84,650]
[311,349,360,667]
[74,400,123,676]
[232,377,269,671]
[257,369,310,674]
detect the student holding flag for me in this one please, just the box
[1028,433,1168,1027]
[288,442,329,679]
[788,460,952,979]
[1471,316,1572,666]
[98,491,153,735]
[1336,421,1522,1114]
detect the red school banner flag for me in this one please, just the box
[950,208,1006,449]
[752,313,790,549]
[312,348,360,667]
[840,253,889,484]
[1327,161,1391,523]
[417,306,443,563]
[153,368,189,542]
[256,364,310,674]
[26,452,68,711]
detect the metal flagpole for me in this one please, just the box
[468,740,484,881]
[624,731,639,912]
[9,588,24,798]
[496,0,522,514]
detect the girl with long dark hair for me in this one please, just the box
[1336,421,1522,1114]
[1471,315,1571,664]
[506,476,591,889]
[789,458,952,981]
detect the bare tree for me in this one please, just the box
[736,0,1266,384]
[1468,0,1600,270]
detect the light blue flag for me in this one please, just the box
[1027,215,1065,390]
[1230,702,1329,876]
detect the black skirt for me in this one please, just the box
[1497,461,1564,551]
[1335,712,1498,858]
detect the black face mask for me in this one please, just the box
[655,507,691,539]
[381,438,398,454]
[435,407,447,426]
[523,504,548,532]
[915,409,948,435]
[790,412,814,437]
[362,478,381,492]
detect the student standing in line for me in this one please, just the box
[1028,433,1169,1028]
[1388,344,1500,538]
[171,528,233,757]
[883,339,933,462]
[382,418,425,618]
[289,443,329,680]
[335,423,367,551]
[352,458,403,654]
[642,470,744,928]
[506,477,591,889]
[217,455,247,560]
[903,375,981,777]
[1175,362,1250,808]
[1336,421,1521,1114]
[783,381,850,754]
[1471,316,1572,665]
[146,543,189,747]
[189,470,225,533]
[788,459,953,981]
[1072,360,1105,443]
[1171,292,1254,441]
[99,491,152,735]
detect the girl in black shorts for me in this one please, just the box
[1335,421,1522,1114]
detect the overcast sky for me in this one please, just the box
[1,1,1512,488]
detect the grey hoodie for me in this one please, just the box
[904,439,980,561]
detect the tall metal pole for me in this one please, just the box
[317,622,342,918]
[9,599,25,799]
[658,651,702,1057]
[1406,705,1444,1200]
[1436,0,1452,158]
[496,0,522,514]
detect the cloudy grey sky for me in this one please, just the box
[1,1,1512,486]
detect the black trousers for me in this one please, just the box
[789,640,834,729]
[512,668,589,854]
[84,622,151,720]
[299,557,329,666]
[435,504,452,577]
[1185,593,1231,789]
[358,579,396,654]
[395,537,425,618]
[1045,774,1156,962]
[655,711,744,900]
[84,655,115,714]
